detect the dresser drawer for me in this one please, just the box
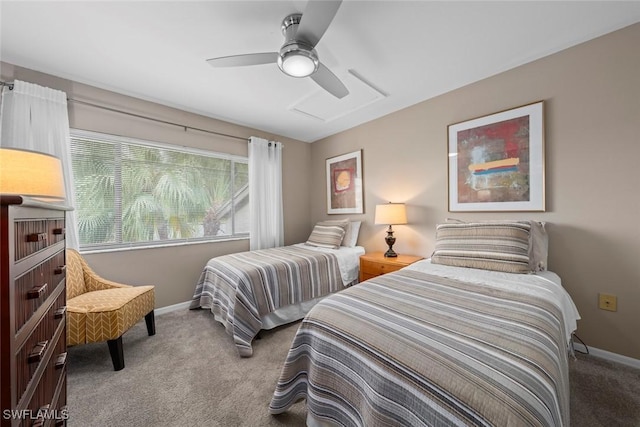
[15,299,66,405]
[14,251,66,332]
[22,326,67,427]
[14,219,66,262]
[23,361,66,427]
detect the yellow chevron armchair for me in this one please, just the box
[66,249,155,371]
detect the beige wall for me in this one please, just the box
[0,62,312,308]
[311,23,640,360]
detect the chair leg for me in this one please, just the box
[145,310,156,336]
[107,337,125,371]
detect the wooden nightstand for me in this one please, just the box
[359,252,424,282]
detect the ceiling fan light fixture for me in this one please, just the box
[206,4,348,98]
[278,45,319,78]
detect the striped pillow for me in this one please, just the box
[431,221,533,273]
[305,220,348,249]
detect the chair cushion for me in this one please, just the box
[67,285,155,345]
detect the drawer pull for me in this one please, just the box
[27,283,48,299]
[53,227,66,235]
[54,406,68,427]
[26,232,48,243]
[54,306,67,319]
[28,340,49,364]
[32,404,51,427]
[55,352,68,369]
[54,265,67,274]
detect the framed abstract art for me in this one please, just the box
[448,101,545,212]
[326,149,363,214]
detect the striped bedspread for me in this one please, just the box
[270,263,577,426]
[190,245,344,357]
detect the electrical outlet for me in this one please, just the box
[598,293,617,312]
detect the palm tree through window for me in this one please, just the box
[70,130,248,250]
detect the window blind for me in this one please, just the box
[70,130,248,250]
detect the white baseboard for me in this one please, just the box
[155,301,191,316]
[573,342,640,370]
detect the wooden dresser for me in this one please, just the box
[359,252,424,282]
[1,196,69,427]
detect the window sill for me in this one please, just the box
[79,236,249,255]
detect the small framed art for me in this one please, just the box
[326,149,363,214]
[447,101,545,212]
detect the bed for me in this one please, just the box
[190,220,364,357]
[269,220,581,427]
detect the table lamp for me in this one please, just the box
[374,202,407,257]
[0,148,66,200]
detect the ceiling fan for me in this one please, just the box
[206,0,348,99]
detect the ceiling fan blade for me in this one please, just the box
[310,63,348,99]
[296,0,342,48]
[206,52,278,68]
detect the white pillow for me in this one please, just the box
[341,221,362,248]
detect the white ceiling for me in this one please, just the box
[2,1,639,142]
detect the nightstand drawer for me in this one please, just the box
[359,252,424,282]
[360,260,404,276]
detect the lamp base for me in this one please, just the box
[384,225,397,258]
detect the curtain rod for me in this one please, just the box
[68,98,249,142]
[0,79,249,142]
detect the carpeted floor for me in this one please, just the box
[569,348,640,426]
[66,309,640,426]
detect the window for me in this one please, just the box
[70,130,249,250]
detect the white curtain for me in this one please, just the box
[248,136,283,250]
[0,80,79,250]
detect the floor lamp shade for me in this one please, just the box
[0,148,66,200]
[374,203,407,257]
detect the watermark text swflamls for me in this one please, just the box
[2,408,69,421]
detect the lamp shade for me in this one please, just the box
[0,148,65,199]
[374,203,407,225]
